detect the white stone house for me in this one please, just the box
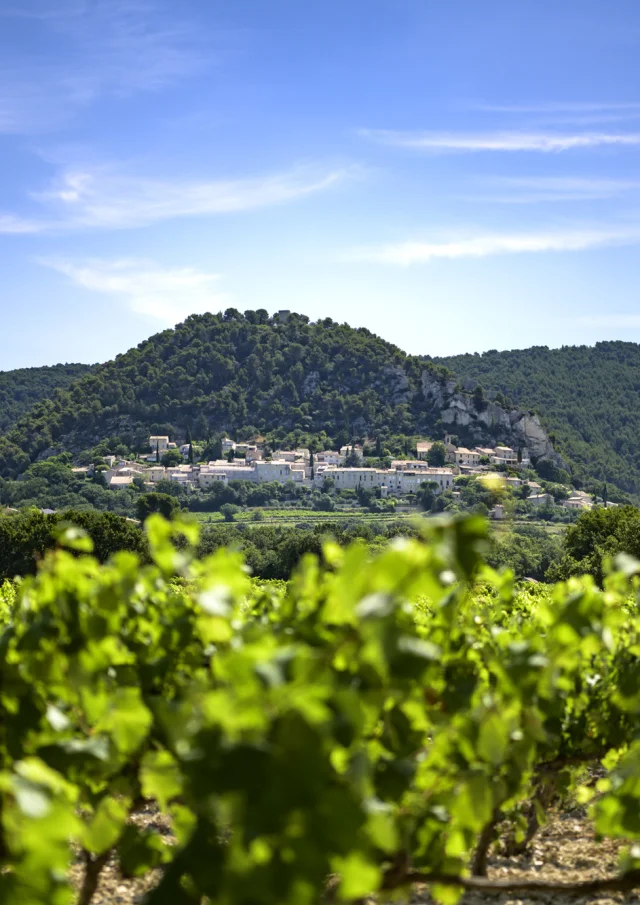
[528,493,554,507]
[149,436,170,453]
[455,448,481,467]
[198,469,229,489]
[316,451,344,466]
[491,446,518,467]
[107,475,134,489]
[562,497,592,511]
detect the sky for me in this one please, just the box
[2,0,640,368]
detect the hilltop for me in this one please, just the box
[433,342,640,497]
[0,362,93,432]
[0,309,555,478]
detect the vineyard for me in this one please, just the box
[2,515,640,904]
[192,509,415,525]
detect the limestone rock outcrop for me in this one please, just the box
[421,370,565,467]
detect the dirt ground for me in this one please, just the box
[68,807,640,905]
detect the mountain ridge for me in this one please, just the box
[0,310,558,480]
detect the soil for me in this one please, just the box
[68,807,640,904]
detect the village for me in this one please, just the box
[86,432,601,516]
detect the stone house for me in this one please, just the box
[149,436,170,453]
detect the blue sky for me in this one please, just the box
[2,0,640,368]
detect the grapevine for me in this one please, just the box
[1,514,640,904]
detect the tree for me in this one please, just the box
[161,449,183,467]
[547,505,640,585]
[472,385,485,412]
[220,503,239,522]
[313,493,335,512]
[417,480,439,512]
[203,437,222,462]
[156,441,160,464]
[345,448,360,467]
[136,492,181,522]
[427,442,446,467]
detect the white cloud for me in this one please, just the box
[465,176,640,204]
[40,166,349,228]
[359,129,640,153]
[473,102,640,115]
[0,163,350,233]
[0,214,46,234]
[351,226,640,265]
[41,257,230,324]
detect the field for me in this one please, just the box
[192,507,569,533]
[192,507,420,526]
[2,513,637,905]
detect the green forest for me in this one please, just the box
[0,362,93,432]
[434,342,640,496]
[0,311,447,478]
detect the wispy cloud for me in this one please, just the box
[0,214,47,234]
[359,128,640,153]
[0,162,351,233]
[473,101,640,115]
[351,226,640,265]
[469,102,640,128]
[0,1,208,133]
[41,257,230,324]
[464,176,640,204]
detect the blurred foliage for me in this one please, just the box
[2,514,640,903]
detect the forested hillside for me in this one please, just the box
[434,342,640,495]
[0,363,92,431]
[0,310,447,475]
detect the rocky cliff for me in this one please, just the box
[421,372,565,467]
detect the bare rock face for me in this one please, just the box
[421,372,449,408]
[420,368,563,465]
[476,400,512,431]
[441,395,474,427]
[381,365,411,404]
[510,412,564,466]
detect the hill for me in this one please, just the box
[0,309,556,477]
[433,342,640,497]
[0,363,93,432]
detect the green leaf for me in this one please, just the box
[118,824,171,878]
[477,713,509,766]
[140,750,183,810]
[335,852,381,901]
[96,687,152,755]
[55,523,94,553]
[84,796,129,855]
